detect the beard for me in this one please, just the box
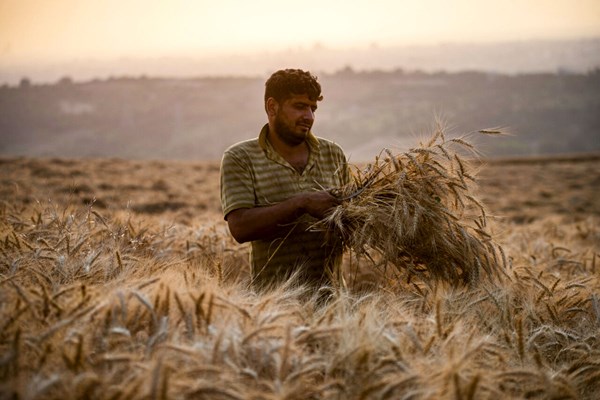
[273,113,308,147]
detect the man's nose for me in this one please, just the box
[303,108,315,121]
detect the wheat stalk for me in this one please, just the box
[317,124,506,285]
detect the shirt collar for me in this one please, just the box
[258,124,320,174]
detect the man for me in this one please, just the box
[220,69,349,290]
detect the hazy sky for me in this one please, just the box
[2,0,600,63]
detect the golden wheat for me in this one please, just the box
[1,153,599,399]
[318,124,505,286]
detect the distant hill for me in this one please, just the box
[2,38,600,85]
[1,69,599,161]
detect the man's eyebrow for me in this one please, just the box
[293,100,318,109]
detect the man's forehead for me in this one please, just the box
[286,94,318,105]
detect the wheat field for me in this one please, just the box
[1,150,599,399]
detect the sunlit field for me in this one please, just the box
[1,149,599,399]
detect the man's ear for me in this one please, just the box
[266,97,279,117]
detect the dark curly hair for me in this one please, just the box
[264,69,323,105]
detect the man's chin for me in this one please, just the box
[297,129,310,140]
[281,132,307,147]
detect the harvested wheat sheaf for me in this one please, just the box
[319,125,506,285]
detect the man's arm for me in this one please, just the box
[226,191,340,243]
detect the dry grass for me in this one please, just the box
[1,145,599,399]
[319,124,505,285]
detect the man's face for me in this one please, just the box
[272,94,318,147]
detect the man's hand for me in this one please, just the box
[297,191,341,219]
[226,190,340,243]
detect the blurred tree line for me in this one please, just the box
[1,69,599,160]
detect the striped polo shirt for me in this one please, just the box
[220,124,349,288]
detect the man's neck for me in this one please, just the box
[267,127,309,172]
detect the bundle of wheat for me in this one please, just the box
[319,124,506,285]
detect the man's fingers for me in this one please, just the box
[304,191,341,218]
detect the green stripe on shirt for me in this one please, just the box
[220,124,349,288]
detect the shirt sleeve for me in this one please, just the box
[220,148,256,219]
